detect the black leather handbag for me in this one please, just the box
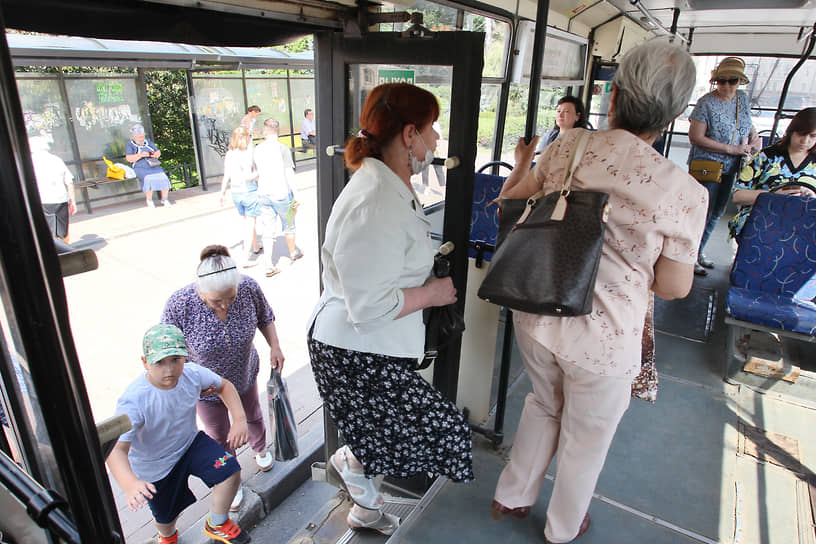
[477,130,610,316]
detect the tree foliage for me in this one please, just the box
[144,70,194,166]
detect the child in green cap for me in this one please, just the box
[106,323,251,544]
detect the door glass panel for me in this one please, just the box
[0,271,65,495]
[347,64,452,217]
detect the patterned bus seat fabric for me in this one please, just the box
[727,192,816,334]
[469,173,504,263]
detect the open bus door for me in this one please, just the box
[312,25,485,493]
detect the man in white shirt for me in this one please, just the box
[300,109,316,147]
[29,136,75,243]
[254,119,302,277]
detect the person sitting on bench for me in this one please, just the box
[300,109,316,148]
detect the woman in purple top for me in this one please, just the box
[161,244,285,511]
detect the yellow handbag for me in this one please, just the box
[103,156,126,180]
[689,160,724,183]
[690,92,741,183]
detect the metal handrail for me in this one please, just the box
[0,451,80,544]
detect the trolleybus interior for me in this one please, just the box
[0,0,815,542]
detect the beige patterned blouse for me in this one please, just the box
[515,129,708,378]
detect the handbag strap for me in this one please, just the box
[516,130,592,224]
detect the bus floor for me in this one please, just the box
[259,218,816,544]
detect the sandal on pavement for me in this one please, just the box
[327,445,382,510]
[347,510,400,536]
[694,263,708,276]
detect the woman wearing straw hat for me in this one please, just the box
[687,57,761,276]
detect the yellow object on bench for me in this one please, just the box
[103,156,126,180]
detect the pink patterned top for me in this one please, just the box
[515,129,708,377]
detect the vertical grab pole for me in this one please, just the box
[524,0,550,143]
[770,23,816,145]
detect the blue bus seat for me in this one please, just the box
[469,172,504,265]
[726,192,816,335]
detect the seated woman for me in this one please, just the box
[535,96,588,153]
[125,124,173,208]
[728,107,816,240]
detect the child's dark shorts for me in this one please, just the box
[147,431,240,524]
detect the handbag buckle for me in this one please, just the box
[701,169,708,175]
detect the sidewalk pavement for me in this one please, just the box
[60,165,327,543]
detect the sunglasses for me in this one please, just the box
[716,78,741,85]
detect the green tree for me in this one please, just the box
[144,70,195,184]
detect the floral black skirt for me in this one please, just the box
[308,337,474,482]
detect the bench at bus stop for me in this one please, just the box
[725,191,816,382]
[74,175,142,214]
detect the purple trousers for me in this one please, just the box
[196,379,266,455]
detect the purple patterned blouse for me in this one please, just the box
[161,276,275,400]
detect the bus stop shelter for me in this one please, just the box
[8,33,316,203]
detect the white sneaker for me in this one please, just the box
[229,486,243,512]
[146,200,156,208]
[162,199,174,206]
[255,451,274,472]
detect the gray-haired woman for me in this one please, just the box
[160,244,284,511]
[125,123,173,207]
[491,39,709,543]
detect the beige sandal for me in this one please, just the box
[347,511,400,536]
[326,445,382,510]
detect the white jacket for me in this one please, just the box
[309,158,433,358]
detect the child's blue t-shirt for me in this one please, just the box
[115,363,222,482]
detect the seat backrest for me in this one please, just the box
[731,192,816,299]
[469,172,504,262]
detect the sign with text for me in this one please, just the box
[377,69,415,85]
[96,82,125,104]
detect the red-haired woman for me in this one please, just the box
[307,84,473,535]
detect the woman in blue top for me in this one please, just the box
[125,124,173,208]
[687,57,760,275]
[729,107,816,239]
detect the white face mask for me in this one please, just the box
[410,133,435,175]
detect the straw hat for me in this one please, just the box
[709,57,749,84]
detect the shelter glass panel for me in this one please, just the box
[15,76,73,163]
[245,78,291,135]
[191,77,245,178]
[289,77,317,148]
[63,76,141,161]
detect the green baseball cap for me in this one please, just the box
[143,324,189,365]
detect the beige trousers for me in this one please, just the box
[494,325,632,543]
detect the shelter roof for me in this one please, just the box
[6,34,313,69]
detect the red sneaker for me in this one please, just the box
[157,531,178,544]
[203,517,251,543]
